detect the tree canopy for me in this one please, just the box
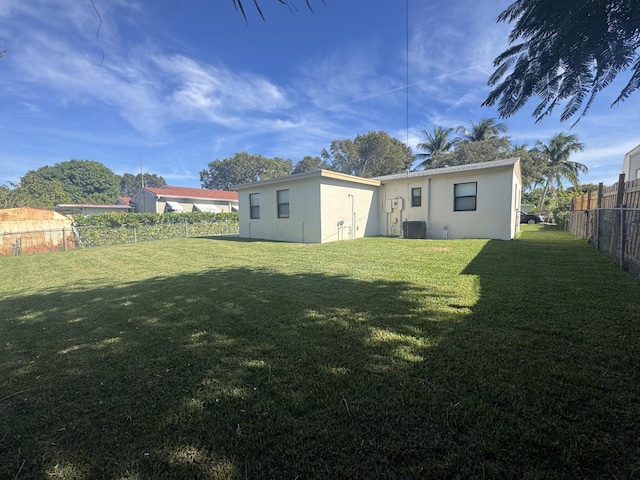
[415,127,458,169]
[291,156,329,174]
[484,0,640,123]
[120,173,167,197]
[430,137,513,169]
[200,152,293,190]
[20,159,120,206]
[321,131,413,178]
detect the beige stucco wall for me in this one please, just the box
[237,174,379,244]
[319,180,379,243]
[380,164,520,240]
[239,177,322,243]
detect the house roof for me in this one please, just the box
[232,169,381,190]
[142,185,238,201]
[373,158,521,182]
[116,196,131,204]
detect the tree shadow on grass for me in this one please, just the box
[0,265,463,479]
[2,232,639,479]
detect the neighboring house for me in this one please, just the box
[115,196,132,205]
[233,158,522,243]
[53,204,132,216]
[622,144,640,181]
[131,186,239,213]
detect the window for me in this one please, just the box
[411,187,422,207]
[454,182,477,211]
[277,189,289,218]
[249,193,260,219]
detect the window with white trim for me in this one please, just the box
[277,189,289,218]
[454,182,477,211]
[411,187,422,207]
[249,193,260,219]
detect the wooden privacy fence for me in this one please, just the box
[568,174,640,280]
[571,174,640,211]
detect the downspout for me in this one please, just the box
[427,178,431,233]
[348,194,355,239]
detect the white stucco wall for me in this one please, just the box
[378,161,521,240]
[622,144,640,180]
[238,176,322,243]
[236,161,520,243]
[319,180,379,243]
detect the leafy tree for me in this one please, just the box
[484,0,640,123]
[0,183,29,209]
[200,152,292,190]
[533,133,587,214]
[17,174,72,209]
[430,137,512,169]
[291,156,329,174]
[415,127,458,169]
[321,131,413,178]
[120,172,167,196]
[456,118,508,142]
[21,159,120,205]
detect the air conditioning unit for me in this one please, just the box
[402,221,427,239]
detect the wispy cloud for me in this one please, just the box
[0,1,292,136]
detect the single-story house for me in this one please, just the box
[130,186,239,214]
[622,144,640,181]
[233,158,522,243]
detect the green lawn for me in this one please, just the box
[1,227,639,479]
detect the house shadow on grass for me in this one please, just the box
[1,231,639,479]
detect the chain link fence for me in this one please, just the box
[1,218,239,255]
[567,208,640,281]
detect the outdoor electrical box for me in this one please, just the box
[392,198,404,210]
[403,221,427,239]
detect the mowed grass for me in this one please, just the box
[1,227,639,479]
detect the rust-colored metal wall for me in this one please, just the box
[0,207,75,255]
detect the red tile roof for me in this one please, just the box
[144,186,238,201]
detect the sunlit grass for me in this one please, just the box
[1,227,639,478]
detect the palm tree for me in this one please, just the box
[534,133,587,215]
[456,118,508,142]
[415,127,458,169]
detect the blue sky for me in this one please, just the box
[0,0,638,190]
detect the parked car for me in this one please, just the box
[520,212,543,224]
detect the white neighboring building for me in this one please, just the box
[233,158,522,243]
[622,144,640,181]
[130,186,239,213]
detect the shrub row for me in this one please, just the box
[73,211,238,227]
[72,212,239,248]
